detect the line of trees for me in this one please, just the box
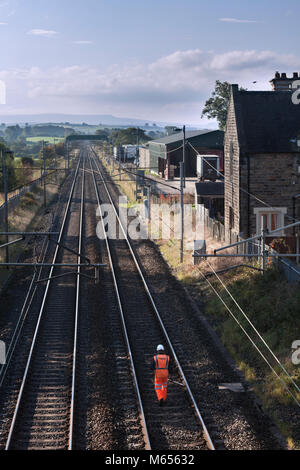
[0,139,66,193]
[109,127,152,146]
[0,124,76,143]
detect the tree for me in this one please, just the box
[201,80,247,130]
[39,145,55,165]
[110,128,152,146]
[55,142,65,157]
[0,142,17,191]
[95,129,109,140]
[21,157,34,184]
[4,125,22,142]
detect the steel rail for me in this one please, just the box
[0,176,74,389]
[90,148,215,451]
[5,156,82,450]
[68,157,85,449]
[88,152,152,450]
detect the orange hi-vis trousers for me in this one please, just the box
[154,354,170,402]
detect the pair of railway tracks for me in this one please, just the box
[0,146,216,450]
[1,153,86,450]
[88,148,215,450]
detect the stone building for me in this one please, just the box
[224,84,300,242]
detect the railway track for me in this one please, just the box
[88,148,215,451]
[0,144,284,451]
[3,154,85,450]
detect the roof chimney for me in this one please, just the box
[270,72,294,91]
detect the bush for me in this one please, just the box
[20,192,38,209]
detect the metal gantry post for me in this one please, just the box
[67,142,70,170]
[296,229,299,265]
[1,150,9,266]
[54,137,57,169]
[64,142,67,172]
[180,161,184,263]
[135,166,138,201]
[136,127,140,168]
[183,125,186,189]
[54,137,57,183]
[261,227,265,273]
[43,141,46,207]
[147,185,151,222]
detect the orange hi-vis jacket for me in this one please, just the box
[154,354,170,402]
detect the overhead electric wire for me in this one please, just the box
[197,264,300,408]
[204,258,300,396]
[148,143,184,156]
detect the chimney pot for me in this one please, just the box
[281,73,287,78]
[275,71,280,78]
[293,72,298,78]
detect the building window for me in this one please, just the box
[254,207,287,235]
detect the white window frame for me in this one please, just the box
[254,207,287,236]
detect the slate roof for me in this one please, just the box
[149,129,224,147]
[231,86,300,153]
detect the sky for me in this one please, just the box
[0,0,300,126]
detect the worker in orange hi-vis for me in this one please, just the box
[151,345,170,406]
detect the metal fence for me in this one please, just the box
[276,257,300,282]
[202,205,300,282]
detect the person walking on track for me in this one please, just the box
[151,344,170,406]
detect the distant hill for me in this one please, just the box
[0,114,169,127]
[0,113,208,130]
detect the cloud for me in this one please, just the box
[219,17,261,24]
[0,21,7,24]
[72,40,94,45]
[27,29,58,37]
[1,48,300,123]
[0,0,17,18]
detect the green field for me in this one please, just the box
[26,136,65,144]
